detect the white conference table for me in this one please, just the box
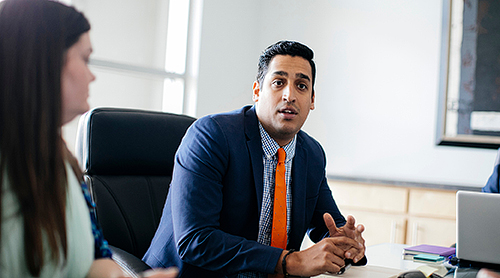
[314,243,446,278]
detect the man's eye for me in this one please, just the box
[298,83,307,90]
[273,80,284,86]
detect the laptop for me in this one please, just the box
[456,190,500,268]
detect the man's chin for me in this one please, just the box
[276,125,301,138]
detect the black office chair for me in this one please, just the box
[75,107,196,275]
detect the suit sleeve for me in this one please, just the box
[170,116,282,275]
[483,163,500,193]
[305,143,346,243]
[302,147,368,266]
[304,144,367,266]
[306,177,346,242]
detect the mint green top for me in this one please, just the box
[1,163,94,277]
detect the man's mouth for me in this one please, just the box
[278,107,298,120]
[279,107,298,115]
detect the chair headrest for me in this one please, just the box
[75,107,196,176]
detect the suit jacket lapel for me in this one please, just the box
[244,106,265,217]
[244,106,308,245]
[290,134,307,246]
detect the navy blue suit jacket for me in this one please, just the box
[143,105,346,277]
[483,164,500,193]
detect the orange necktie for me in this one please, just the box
[271,148,287,249]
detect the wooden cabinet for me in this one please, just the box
[406,188,456,247]
[339,209,407,246]
[330,182,408,246]
[327,180,457,247]
[406,217,456,247]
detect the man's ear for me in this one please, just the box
[310,90,315,110]
[252,81,260,102]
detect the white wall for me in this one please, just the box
[196,0,497,187]
[195,1,260,116]
[63,0,171,153]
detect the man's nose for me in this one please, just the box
[282,85,296,102]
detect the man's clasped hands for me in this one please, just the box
[279,213,366,277]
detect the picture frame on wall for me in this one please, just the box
[436,0,500,149]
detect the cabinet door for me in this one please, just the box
[341,209,407,246]
[408,189,456,218]
[406,217,456,247]
[329,181,408,213]
[300,209,407,249]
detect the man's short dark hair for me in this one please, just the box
[256,40,316,93]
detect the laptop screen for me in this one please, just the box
[456,191,500,265]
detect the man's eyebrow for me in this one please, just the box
[271,71,288,77]
[296,73,311,81]
[271,71,310,81]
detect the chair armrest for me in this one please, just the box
[110,245,151,277]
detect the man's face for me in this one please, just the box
[253,54,315,146]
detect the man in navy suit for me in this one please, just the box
[143,41,366,277]
[483,164,500,193]
[483,149,500,193]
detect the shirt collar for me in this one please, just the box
[258,122,296,163]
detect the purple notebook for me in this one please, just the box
[404,244,456,257]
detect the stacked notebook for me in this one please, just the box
[403,244,456,262]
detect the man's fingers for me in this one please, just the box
[324,251,347,270]
[356,224,365,234]
[323,213,339,237]
[293,232,366,277]
[289,243,346,276]
[336,215,359,239]
[353,250,366,263]
[344,246,365,262]
[354,224,365,242]
[323,214,366,265]
[345,215,356,230]
[325,236,362,252]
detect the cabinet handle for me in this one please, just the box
[412,222,419,246]
[390,221,397,243]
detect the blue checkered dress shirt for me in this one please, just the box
[238,122,296,278]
